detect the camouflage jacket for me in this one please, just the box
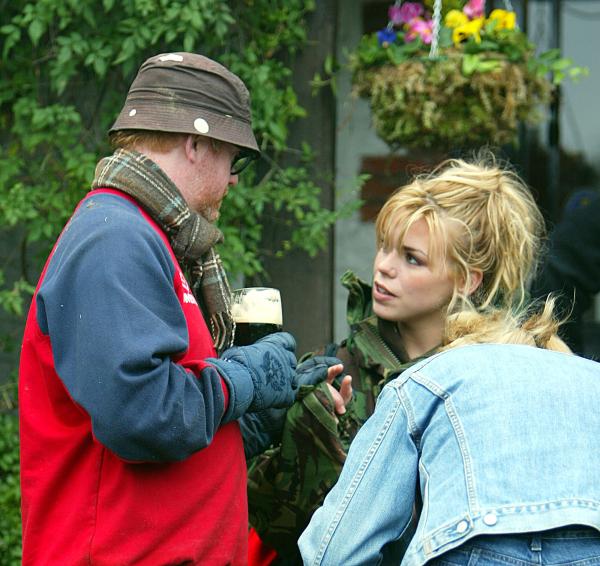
[247,271,437,564]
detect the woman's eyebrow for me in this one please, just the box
[402,244,428,258]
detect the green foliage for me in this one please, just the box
[348,1,587,150]
[0,277,35,317]
[0,379,20,566]
[310,54,340,96]
[0,0,354,314]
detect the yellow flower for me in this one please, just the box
[452,17,484,44]
[445,9,468,29]
[488,9,517,31]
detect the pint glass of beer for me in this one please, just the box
[231,287,283,346]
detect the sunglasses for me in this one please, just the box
[230,150,258,175]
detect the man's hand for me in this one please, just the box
[207,332,297,421]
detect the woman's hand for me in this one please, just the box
[325,364,353,416]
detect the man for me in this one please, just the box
[19,52,300,565]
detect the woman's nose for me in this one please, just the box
[376,252,397,277]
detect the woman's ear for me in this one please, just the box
[465,269,483,297]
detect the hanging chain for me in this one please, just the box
[385,0,514,58]
[502,0,519,29]
[387,0,403,30]
[429,0,442,58]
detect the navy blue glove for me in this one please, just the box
[239,408,286,459]
[207,332,297,423]
[238,355,343,457]
[294,356,343,388]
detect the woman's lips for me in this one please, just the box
[373,281,395,301]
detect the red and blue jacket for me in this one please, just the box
[19,190,248,565]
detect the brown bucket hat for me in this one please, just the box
[109,52,260,158]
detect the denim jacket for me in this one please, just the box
[299,344,600,565]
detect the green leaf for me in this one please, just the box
[324,54,333,74]
[183,30,195,52]
[93,56,108,77]
[462,53,479,75]
[27,19,44,45]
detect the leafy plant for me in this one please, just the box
[0,378,20,566]
[0,0,358,316]
[349,0,587,149]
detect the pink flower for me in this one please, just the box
[464,0,485,19]
[389,2,424,25]
[405,17,434,44]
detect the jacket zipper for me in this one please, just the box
[363,324,402,369]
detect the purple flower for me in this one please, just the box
[389,2,424,25]
[377,28,398,46]
[388,5,403,25]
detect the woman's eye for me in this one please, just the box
[406,253,420,266]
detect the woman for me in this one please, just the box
[248,152,568,564]
[297,155,600,564]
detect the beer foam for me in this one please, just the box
[231,288,283,325]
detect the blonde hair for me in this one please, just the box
[443,300,571,353]
[375,151,567,352]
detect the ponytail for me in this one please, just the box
[443,296,571,353]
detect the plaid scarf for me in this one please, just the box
[91,148,234,352]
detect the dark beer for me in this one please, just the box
[233,322,283,346]
[231,287,283,346]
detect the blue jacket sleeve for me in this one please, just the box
[298,385,419,565]
[36,194,228,462]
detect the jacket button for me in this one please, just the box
[483,512,498,526]
[456,520,468,533]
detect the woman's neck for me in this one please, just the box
[396,318,444,360]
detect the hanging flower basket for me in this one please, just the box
[349,0,587,150]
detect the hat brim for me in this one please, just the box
[109,103,260,157]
